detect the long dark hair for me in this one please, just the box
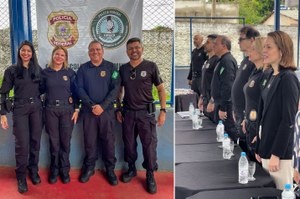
[16,40,41,82]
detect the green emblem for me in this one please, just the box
[219,67,224,75]
[112,71,119,79]
[262,79,267,87]
[90,7,130,49]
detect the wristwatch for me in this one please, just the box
[160,108,167,113]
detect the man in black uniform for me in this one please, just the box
[231,26,259,151]
[208,35,238,141]
[76,40,120,186]
[198,34,219,122]
[187,34,207,96]
[116,37,166,194]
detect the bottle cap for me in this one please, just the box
[284,183,291,189]
[241,152,246,156]
[224,133,228,137]
[218,120,222,124]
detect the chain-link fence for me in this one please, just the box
[0,0,11,75]
[29,0,174,103]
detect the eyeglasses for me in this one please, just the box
[130,68,136,80]
[238,37,249,42]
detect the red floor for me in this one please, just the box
[0,167,174,199]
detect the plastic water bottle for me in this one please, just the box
[238,152,249,184]
[282,183,296,199]
[216,120,225,142]
[192,110,199,130]
[189,102,195,119]
[222,134,231,159]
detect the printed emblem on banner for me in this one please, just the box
[90,7,130,49]
[47,10,79,48]
[249,110,257,121]
[242,64,247,70]
[100,71,106,77]
[63,75,68,81]
[141,71,147,77]
[249,80,255,88]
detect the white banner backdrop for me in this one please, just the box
[36,0,143,69]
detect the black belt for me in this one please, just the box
[14,97,39,105]
[46,99,71,106]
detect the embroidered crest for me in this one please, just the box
[63,75,68,81]
[249,80,255,88]
[68,96,73,104]
[242,64,247,70]
[141,71,147,77]
[249,110,257,121]
[100,71,106,77]
[111,71,119,79]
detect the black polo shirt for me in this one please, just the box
[41,67,76,101]
[119,59,163,110]
[231,57,256,113]
[76,59,120,111]
[211,52,237,111]
[187,46,207,80]
[201,55,219,99]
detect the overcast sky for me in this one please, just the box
[0,0,174,30]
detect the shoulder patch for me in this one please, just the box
[111,71,119,79]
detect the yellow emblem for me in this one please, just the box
[249,80,255,88]
[47,10,79,48]
[249,110,257,121]
[100,71,106,77]
[63,75,68,81]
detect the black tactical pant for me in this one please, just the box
[81,109,116,171]
[45,105,74,175]
[122,109,158,171]
[12,99,43,180]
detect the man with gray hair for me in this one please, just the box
[208,35,238,142]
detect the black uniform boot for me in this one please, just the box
[106,169,118,186]
[29,171,41,185]
[60,172,70,184]
[121,164,137,183]
[146,170,157,194]
[49,170,59,184]
[17,178,28,194]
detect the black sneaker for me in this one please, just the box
[29,171,41,185]
[79,169,95,183]
[146,171,157,194]
[106,170,118,186]
[121,165,137,183]
[17,178,28,194]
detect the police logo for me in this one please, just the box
[249,80,255,88]
[141,71,147,77]
[63,76,68,81]
[100,71,106,77]
[90,8,130,49]
[249,110,257,121]
[68,96,73,104]
[242,64,247,70]
[47,11,79,48]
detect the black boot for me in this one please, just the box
[49,170,59,184]
[29,171,41,185]
[146,170,157,194]
[60,172,70,184]
[121,164,137,183]
[17,178,28,194]
[79,169,95,183]
[106,169,118,186]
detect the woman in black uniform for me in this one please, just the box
[0,40,43,193]
[40,46,79,184]
[242,37,270,162]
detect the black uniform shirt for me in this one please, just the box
[243,68,269,122]
[76,59,120,111]
[119,59,163,110]
[187,46,207,80]
[231,57,256,113]
[0,65,41,114]
[40,67,78,108]
[201,55,219,99]
[211,52,237,111]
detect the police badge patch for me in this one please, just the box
[249,110,257,121]
[141,71,147,77]
[100,71,106,77]
[63,75,68,81]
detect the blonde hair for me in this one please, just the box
[253,36,268,70]
[48,46,68,69]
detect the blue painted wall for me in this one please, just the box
[0,108,174,171]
